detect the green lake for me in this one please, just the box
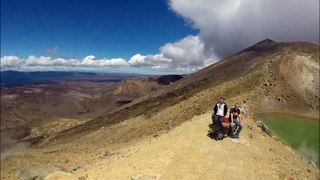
[256,113,319,167]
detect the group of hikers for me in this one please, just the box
[208,97,243,140]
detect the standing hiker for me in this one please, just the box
[212,97,228,130]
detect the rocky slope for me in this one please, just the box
[45,39,319,141]
[112,75,183,98]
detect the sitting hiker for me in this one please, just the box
[212,97,228,131]
[229,103,243,138]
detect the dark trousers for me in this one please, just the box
[212,114,224,129]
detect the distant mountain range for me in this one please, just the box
[0,70,141,86]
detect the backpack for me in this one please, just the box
[207,125,224,141]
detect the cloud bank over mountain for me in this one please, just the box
[169,0,319,57]
[1,0,318,73]
[128,36,216,72]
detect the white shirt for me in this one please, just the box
[216,103,225,116]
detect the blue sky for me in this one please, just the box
[1,0,318,74]
[1,0,197,59]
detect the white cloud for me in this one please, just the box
[128,54,150,67]
[160,36,212,69]
[81,55,127,66]
[169,0,320,57]
[103,58,128,66]
[25,55,74,66]
[1,55,128,71]
[128,36,217,72]
[1,56,23,68]
[145,53,172,70]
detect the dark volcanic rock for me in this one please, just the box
[157,75,183,85]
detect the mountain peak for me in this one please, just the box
[242,39,278,53]
[255,38,277,45]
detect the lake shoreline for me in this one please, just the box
[255,112,319,168]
